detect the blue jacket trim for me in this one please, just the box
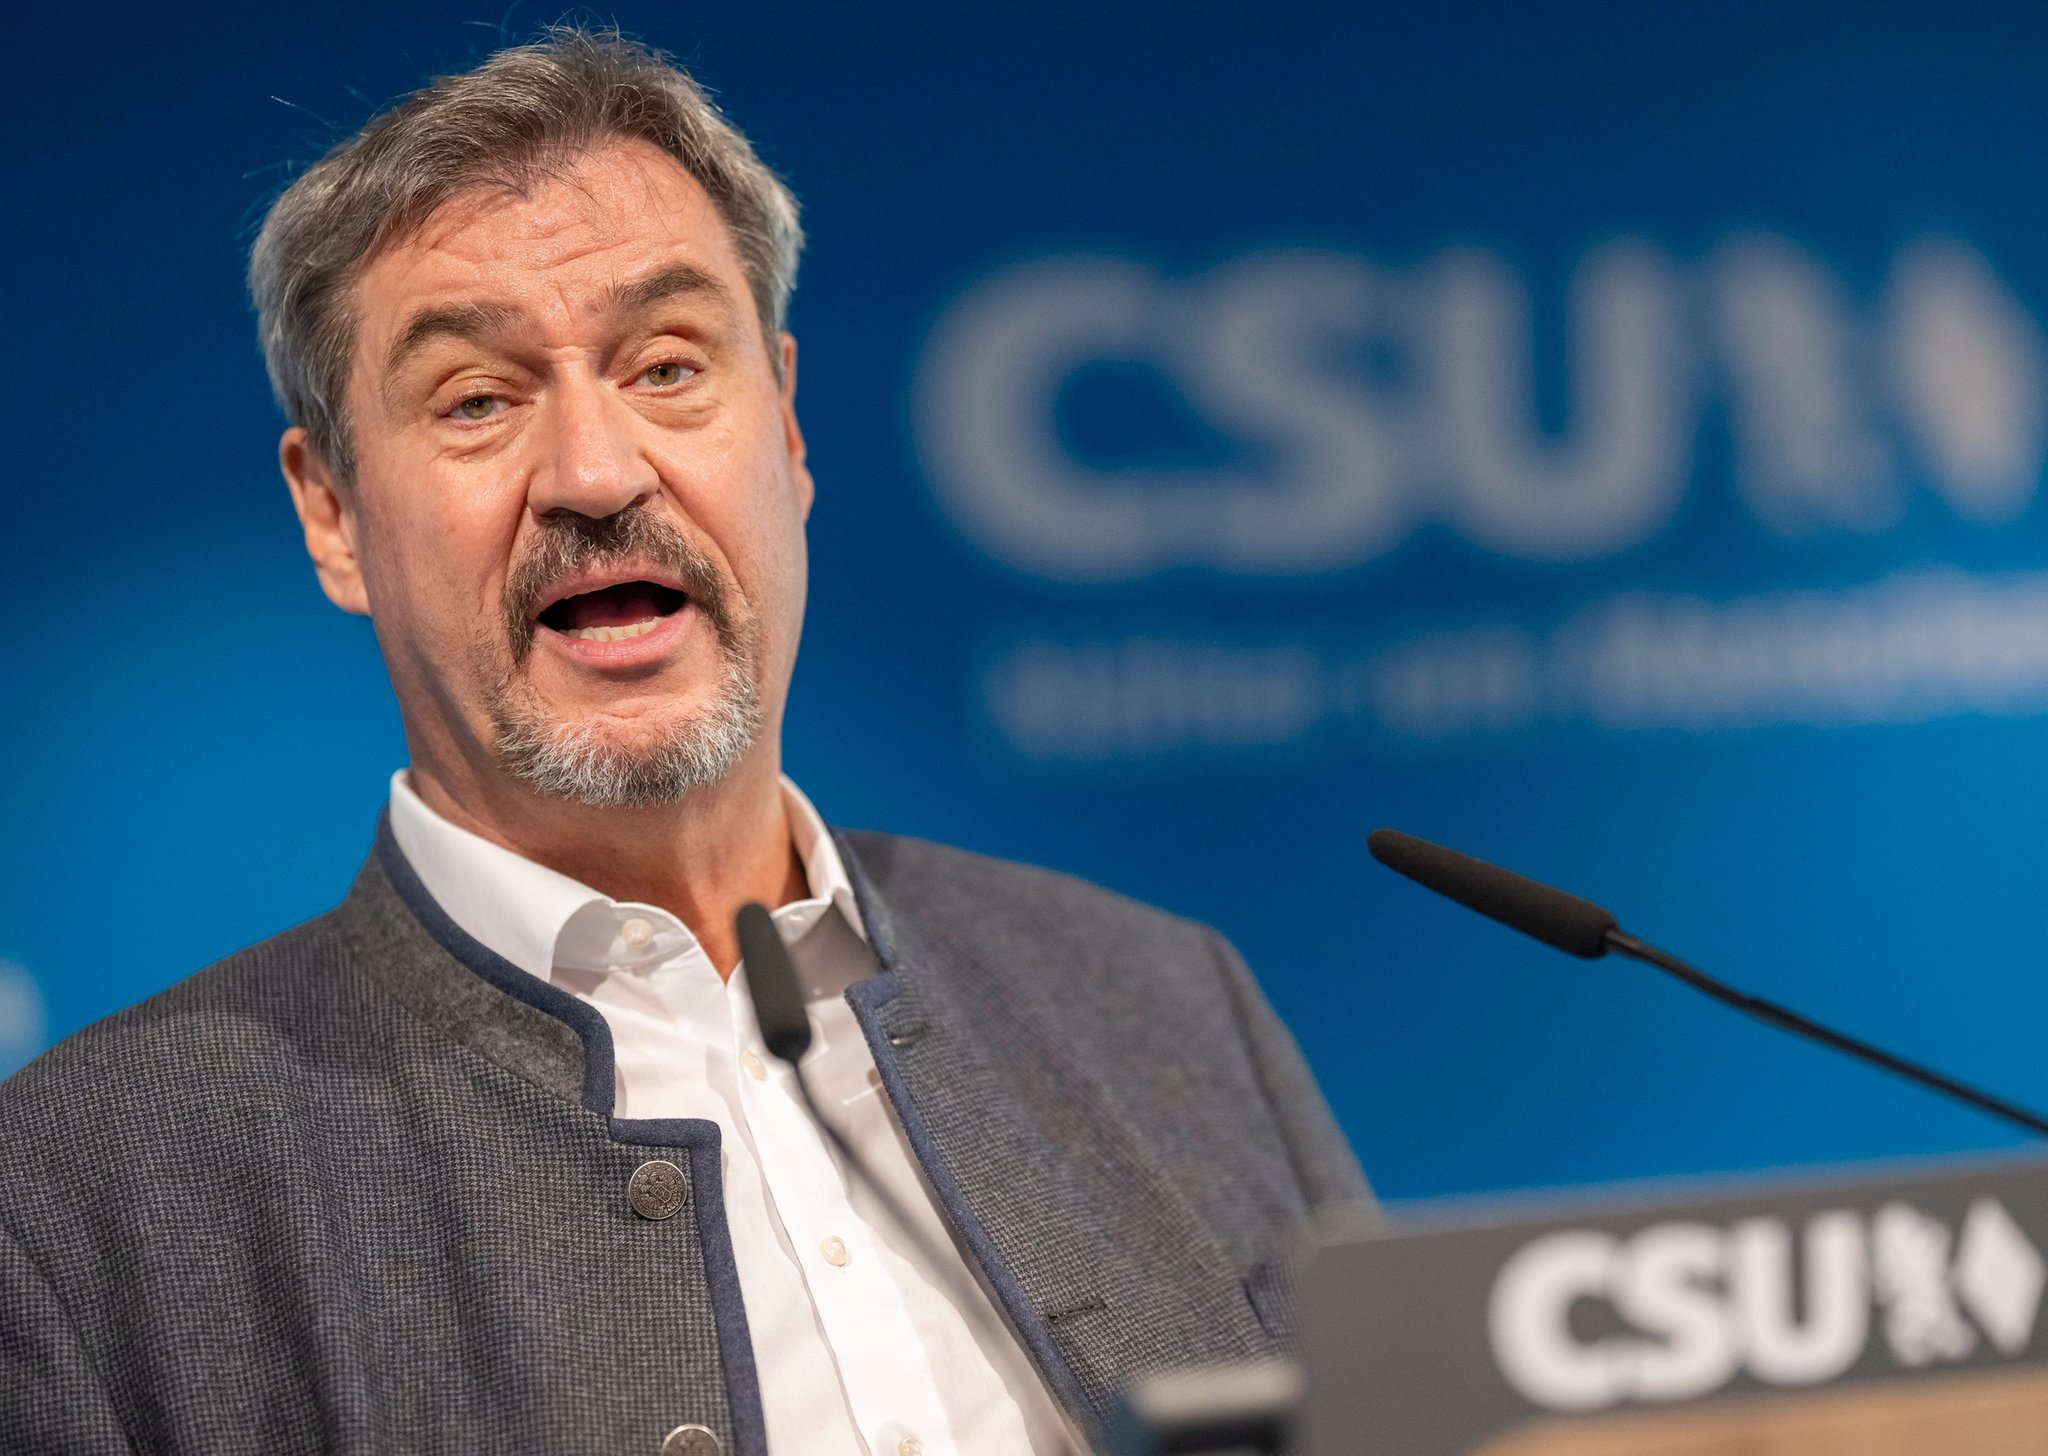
[615,1118,770,1456]
[845,974,1107,1447]
[830,827,1103,1439]
[374,815,621,1117]
[373,817,769,1454]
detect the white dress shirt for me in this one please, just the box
[386,772,1075,1456]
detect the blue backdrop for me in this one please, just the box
[6,1,2048,1205]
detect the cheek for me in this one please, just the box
[726,453,811,613]
[760,492,809,606]
[665,420,804,575]
[354,462,524,642]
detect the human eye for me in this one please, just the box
[445,392,507,422]
[636,360,699,389]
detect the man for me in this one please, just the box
[0,28,1366,1455]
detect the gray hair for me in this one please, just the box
[248,26,803,482]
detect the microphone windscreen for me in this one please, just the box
[736,902,813,1065]
[1367,829,1618,959]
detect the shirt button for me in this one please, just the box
[621,917,656,949]
[661,1425,721,1456]
[628,1160,689,1221]
[820,1235,851,1267]
[897,1439,925,1456]
[741,1050,768,1082]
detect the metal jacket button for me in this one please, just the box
[661,1425,720,1456]
[629,1160,689,1221]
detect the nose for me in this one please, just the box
[525,373,659,520]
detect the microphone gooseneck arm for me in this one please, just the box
[1602,927,2048,1139]
[1368,828,2048,1140]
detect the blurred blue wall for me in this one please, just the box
[5,0,2048,1203]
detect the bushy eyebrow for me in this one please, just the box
[380,264,740,392]
[605,262,737,322]
[382,302,522,384]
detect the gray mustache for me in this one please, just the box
[502,507,735,663]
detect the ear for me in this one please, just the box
[280,427,371,616]
[777,332,814,520]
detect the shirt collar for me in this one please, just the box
[780,776,867,946]
[384,770,866,986]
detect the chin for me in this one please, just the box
[490,680,763,810]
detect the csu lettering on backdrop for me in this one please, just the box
[916,236,2046,581]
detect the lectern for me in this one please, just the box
[1125,1152,2048,1454]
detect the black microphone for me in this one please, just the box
[735,902,812,1065]
[1367,829,1617,958]
[1367,828,2048,1139]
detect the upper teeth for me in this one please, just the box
[566,619,661,642]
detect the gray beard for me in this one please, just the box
[487,648,763,809]
[482,502,765,809]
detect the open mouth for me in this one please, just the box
[536,581,689,643]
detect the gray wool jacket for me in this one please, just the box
[0,823,1368,1455]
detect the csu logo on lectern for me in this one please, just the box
[1486,1199,2046,1412]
